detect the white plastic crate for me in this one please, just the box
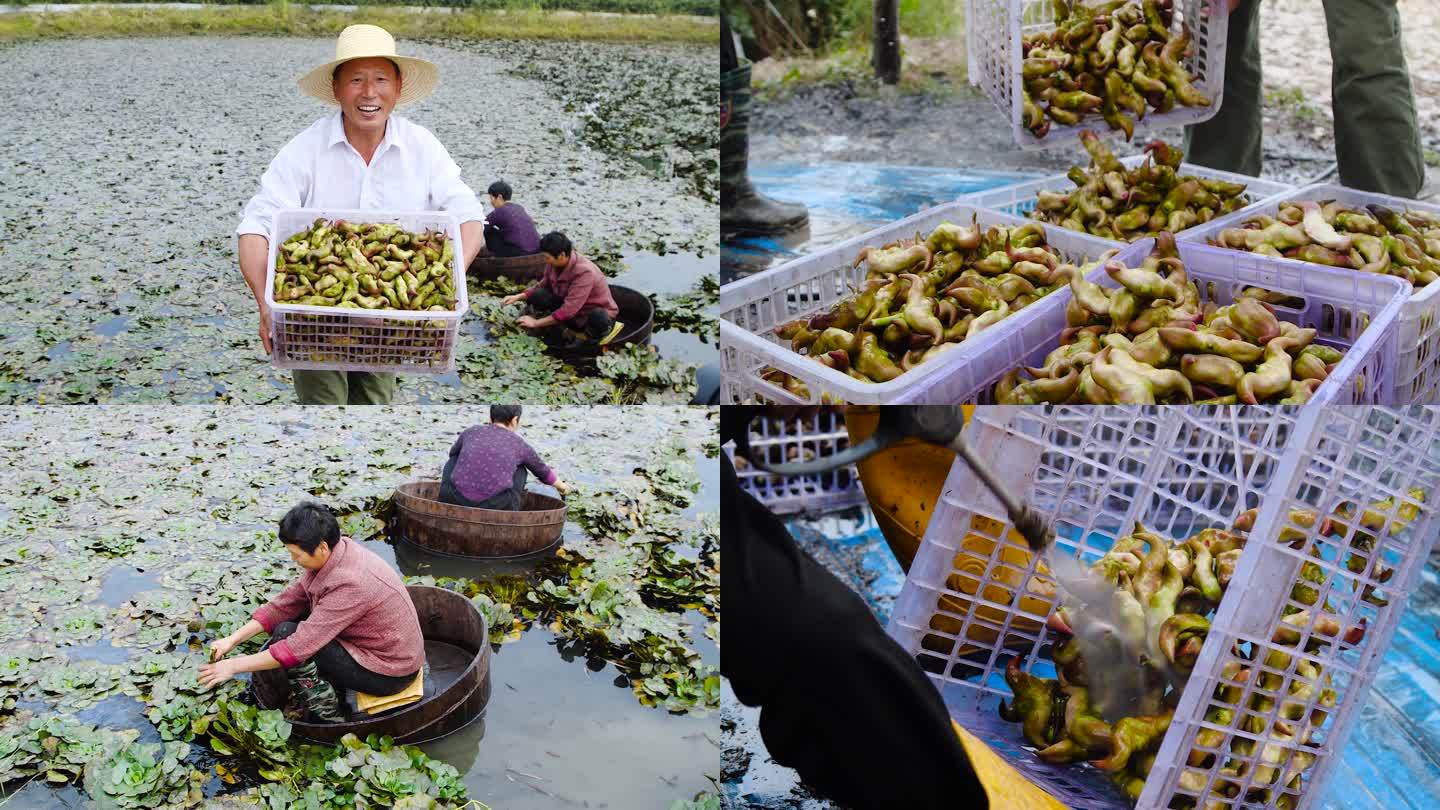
[908,237,1408,407]
[959,155,1294,244]
[265,208,469,374]
[725,408,867,515]
[887,406,1440,809]
[1177,184,1440,405]
[1041,407,1285,501]
[718,202,1121,405]
[969,0,1228,150]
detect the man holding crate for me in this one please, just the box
[235,24,486,405]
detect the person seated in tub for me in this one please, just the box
[480,180,541,259]
[439,404,573,511]
[198,502,425,723]
[235,24,487,405]
[500,232,624,348]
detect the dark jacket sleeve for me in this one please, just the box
[719,406,760,446]
[722,450,989,809]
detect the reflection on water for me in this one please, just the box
[373,449,718,807]
[73,695,158,743]
[617,250,715,298]
[384,533,568,581]
[420,629,717,809]
[96,566,162,607]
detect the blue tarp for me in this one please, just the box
[721,163,1037,280]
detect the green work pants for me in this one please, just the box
[1184,0,1424,198]
[292,370,397,405]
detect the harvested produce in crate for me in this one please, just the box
[1021,0,1210,141]
[991,233,1350,404]
[994,498,1406,806]
[1028,132,1249,240]
[759,219,1105,397]
[1209,200,1440,288]
[273,218,459,319]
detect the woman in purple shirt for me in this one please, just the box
[482,180,541,258]
[440,404,572,510]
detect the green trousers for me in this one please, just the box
[292,370,397,405]
[1184,0,1423,198]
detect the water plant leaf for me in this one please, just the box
[82,737,206,809]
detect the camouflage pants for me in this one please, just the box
[720,63,754,197]
[285,659,346,723]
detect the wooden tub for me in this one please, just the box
[468,251,547,283]
[548,284,655,362]
[251,585,491,745]
[393,480,567,559]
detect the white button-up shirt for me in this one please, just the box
[236,111,486,240]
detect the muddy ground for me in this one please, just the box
[748,0,1440,196]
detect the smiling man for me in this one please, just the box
[236,24,486,405]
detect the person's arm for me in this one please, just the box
[521,270,593,329]
[251,578,308,634]
[198,648,282,689]
[550,271,595,324]
[198,612,283,689]
[264,582,366,669]
[722,452,989,808]
[458,220,484,270]
[520,440,562,492]
[237,235,273,354]
[208,618,265,662]
[237,146,306,354]
[502,278,545,308]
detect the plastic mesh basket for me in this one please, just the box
[265,208,468,374]
[959,155,1294,244]
[912,237,1407,407]
[719,202,1120,405]
[726,408,867,515]
[1177,184,1440,405]
[887,406,1440,809]
[968,0,1228,150]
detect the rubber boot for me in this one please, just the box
[721,64,809,237]
[286,660,346,723]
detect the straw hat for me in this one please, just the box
[296,24,439,107]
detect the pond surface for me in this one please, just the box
[0,36,716,404]
[0,405,719,807]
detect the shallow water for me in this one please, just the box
[0,406,719,807]
[423,629,717,808]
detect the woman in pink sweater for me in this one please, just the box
[502,231,623,348]
[198,502,425,722]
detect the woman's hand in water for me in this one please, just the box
[198,659,237,689]
[209,634,239,662]
[501,293,527,307]
[554,479,574,496]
